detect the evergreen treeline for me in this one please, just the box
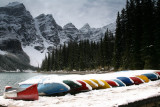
[41,30,115,71]
[114,0,160,70]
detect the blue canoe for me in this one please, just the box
[20,82,70,95]
[117,77,134,86]
[112,79,126,87]
[142,73,159,81]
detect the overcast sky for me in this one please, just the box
[0,0,126,28]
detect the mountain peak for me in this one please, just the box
[6,2,23,7]
[36,14,45,18]
[36,14,54,20]
[63,23,77,29]
[80,23,90,30]
[46,14,53,17]
[84,23,90,28]
[80,23,91,33]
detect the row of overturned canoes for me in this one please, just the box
[20,71,160,95]
[3,71,160,100]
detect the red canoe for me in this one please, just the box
[129,77,144,85]
[75,80,92,91]
[155,71,160,78]
[3,84,38,100]
[105,80,119,87]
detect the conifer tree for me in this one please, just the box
[51,50,55,70]
[47,53,51,71]
[154,0,160,68]
[141,0,156,69]
[113,12,122,70]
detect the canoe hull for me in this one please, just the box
[100,80,111,89]
[105,80,119,87]
[112,79,126,87]
[20,83,70,95]
[76,80,92,91]
[117,77,134,86]
[136,75,150,83]
[129,77,144,85]
[142,73,159,81]
[4,84,38,100]
[63,80,81,90]
[83,80,98,89]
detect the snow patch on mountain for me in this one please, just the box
[22,46,47,67]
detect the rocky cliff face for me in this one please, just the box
[35,14,62,46]
[0,2,38,46]
[59,23,82,44]
[0,2,116,68]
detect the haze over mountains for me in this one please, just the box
[0,2,115,70]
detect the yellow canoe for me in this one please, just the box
[83,80,98,89]
[90,79,104,89]
[136,75,150,83]
[100,80,111,89]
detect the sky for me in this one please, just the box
[0,0,126,28]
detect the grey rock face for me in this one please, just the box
[0,2,37,46]
[35,14,62,46]
[59,23,81,43]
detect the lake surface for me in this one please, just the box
[0,72,47,95]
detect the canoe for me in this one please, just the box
[155,71,160,76]
[90,79,105,89]
[3,84,38,100]
[142,73,159,81]
[82,80,98,89]
[105,80,119,87]
[112,79,126,87]
[129,77,144,85]
[63,80,82,90]
[100,80,111,89]
[38,82,70,95]
[136,75,150,83]
[117,77,134,86]
[155,71,160,79]
[75,80,92,91]
[20,82,70,96]
[63,80,82,94]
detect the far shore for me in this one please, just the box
[37,70,114,75]
[0,70,114,75]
